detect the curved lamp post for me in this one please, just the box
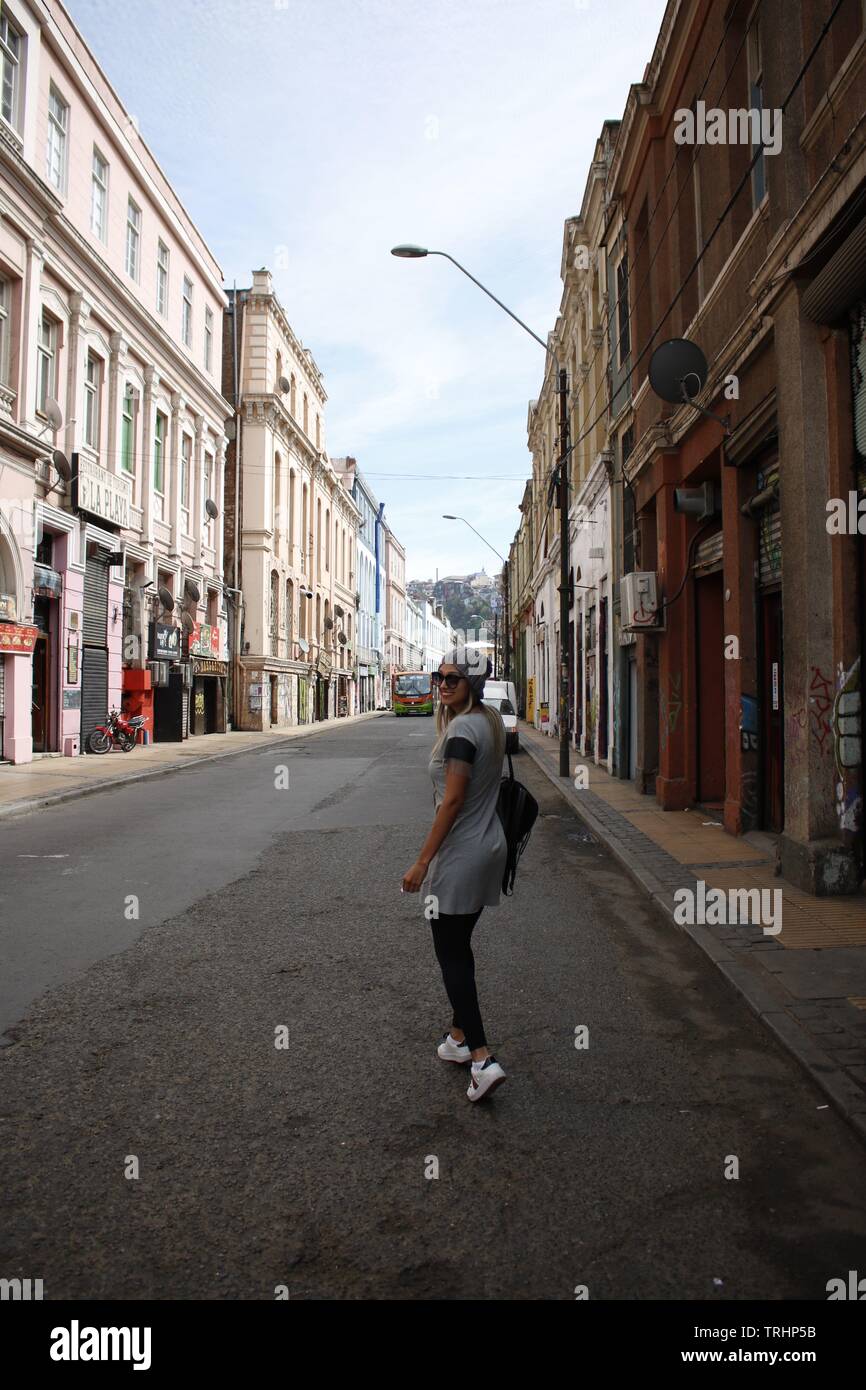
[394,245,569,772]
[442,514,508,681]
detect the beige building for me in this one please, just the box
[0,0,230,761]
[223,269,358,727]
[382,520,406,698]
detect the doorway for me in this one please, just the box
[760,589,784,832]
[695,571,725,806]
[270,674,278,725]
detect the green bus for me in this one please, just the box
[392,670,435,716]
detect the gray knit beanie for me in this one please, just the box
[441,645,492,701]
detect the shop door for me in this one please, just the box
[760,590,784,832]
[192,678,205,735]
[629,654,638,780]
[81,647,108,749]
[32,633,49,752]
[154,672,184,741]
[0,655,6,760]
[695,571,725,806]
[82,555,109,749]
[598,599,609,760]
[270,674,278,725]
[204,677,218,732]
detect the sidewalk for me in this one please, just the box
[519,721,866,1143]
[0,710,386,821]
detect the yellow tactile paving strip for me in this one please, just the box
[522,724,866,950]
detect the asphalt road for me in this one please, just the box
[1,714,866,1300]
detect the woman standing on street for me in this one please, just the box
[402,647,508,1102]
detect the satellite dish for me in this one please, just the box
[181,611,195,633]
[324,616,334,630]
[51,449,72,481]
[649,338,708,405]
[224,419,237,441]
[338,631,347,644]
[205,498,219,520]
[279,375,291,394]
[298,637,310,653]
[157,585,175,610]
[44,398,63,431]
[184,577,201,603]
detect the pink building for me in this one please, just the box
[0,0,231,762]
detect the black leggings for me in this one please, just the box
[430,910,486,1052]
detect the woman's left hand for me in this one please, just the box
[402,861,429,893]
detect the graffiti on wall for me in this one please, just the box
[659,671,682,752]
[833,657,862,834]
[809,666,833,755]
[740,693,758,753]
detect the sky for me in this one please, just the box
[67,0,668,583]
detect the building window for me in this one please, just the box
[182,277,193,348]
[153,410,165,493]
[290,374,297,416]
[121,387,136,475]
[316,414,321,449]
[156,241,169,317]
[748,17,766,208]
[616,252,630,365]
[181,433,192,512]
[90,149,109,242]
[204,306,213,372]
[84,353,101,449]
[1,15,22,131]
[46,87,69,192]
[126,198,141,280]
[203,453,213,535]
[303,393,309,435]
[36,314,56,416]
[0,277,10,385]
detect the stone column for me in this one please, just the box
[107,331,127,476]
[169,392,185,559]
[192,415,204,568]
[64,292,90,461]
[20,238,44,431]
[141,367,159,547]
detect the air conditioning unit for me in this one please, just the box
[620,572,663,631]
[148,660,169,687]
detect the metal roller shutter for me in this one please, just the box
[81,646,108,746]
[756,465,782,588]
[693,529,724,574]
[182,686,189,738]
[83,557,108,643]
[851,301,866,491]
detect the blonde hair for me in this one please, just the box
[433,687,506,765]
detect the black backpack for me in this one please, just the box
[497,752,539,895]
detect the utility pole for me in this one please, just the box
[557,366,571,778]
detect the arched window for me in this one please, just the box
[302,481,309,572]
[290,374,297,416]
[288,468,296,558]
[270,570,280,657]
[286,578,294,643]
[325,508,330,572]
[341,528,346,584]
[316,414,321,449]
[303,393,309,436]
[315,592,321,645]
[316,499,322,582]
[324,598,331,649]
[275,351,283,394]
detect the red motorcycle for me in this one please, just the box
[87,708,145,754]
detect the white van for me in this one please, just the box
[483,679,520,753]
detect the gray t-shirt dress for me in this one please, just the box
[426,710,508,915]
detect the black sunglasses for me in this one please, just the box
[432,671,466,690]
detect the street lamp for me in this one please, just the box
[395,245,570,773]
[442,514,509,681]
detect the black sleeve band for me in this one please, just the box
[444,735,476,764]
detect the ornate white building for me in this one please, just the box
[223,269,358,727]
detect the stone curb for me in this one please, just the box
[0,710,388,822]
[520,735,866,1150]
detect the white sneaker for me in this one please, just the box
[437,1032,471,1064]
[467,1056,507,1102]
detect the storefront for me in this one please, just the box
[150,621,185,742]
[190,658,227,735]
[0,623,37,763]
